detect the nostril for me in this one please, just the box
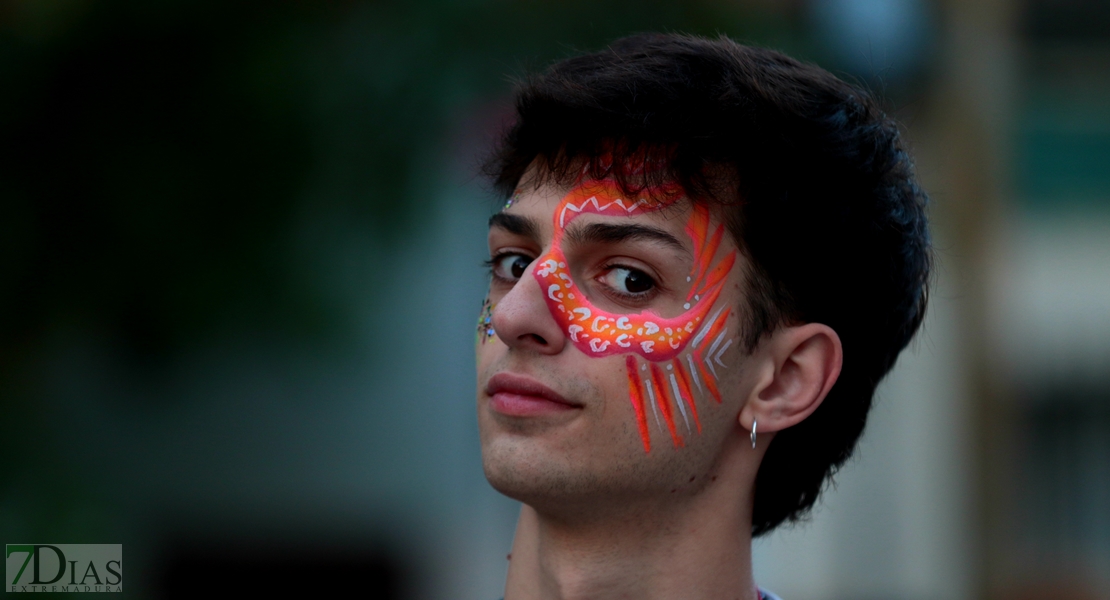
[526,333,548,345]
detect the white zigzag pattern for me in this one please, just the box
[559,196,650,227]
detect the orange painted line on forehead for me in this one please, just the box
[626,356,651,453]
[554,180,680,233]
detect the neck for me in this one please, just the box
[503,442,759,600]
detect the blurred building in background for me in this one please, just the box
[0,0,1107,598]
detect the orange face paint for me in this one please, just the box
[532,180,738,451]
[625,356,651,453]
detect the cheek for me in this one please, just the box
[594,355,636,405]
[703,314,749,402]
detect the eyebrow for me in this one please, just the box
[488,212,540,239]
[565,222,688,255]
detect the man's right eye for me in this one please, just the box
[489,253,533,282]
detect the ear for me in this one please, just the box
[740,323,843,438]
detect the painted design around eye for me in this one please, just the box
[534,180,738,453]
[600,266,655,296]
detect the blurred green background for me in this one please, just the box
[1,0,1108,598]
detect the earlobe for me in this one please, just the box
[741,323,843,435]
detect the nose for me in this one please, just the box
[490,265,567,355]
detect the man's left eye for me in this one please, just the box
[490,253,533,282]
[600,267,656,296]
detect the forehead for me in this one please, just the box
[498,181,700,240]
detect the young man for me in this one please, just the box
[475,33,930,600]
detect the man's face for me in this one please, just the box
[476,178,757,511]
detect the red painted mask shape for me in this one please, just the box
[532,180,738,452]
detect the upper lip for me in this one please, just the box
[486,372,582,407]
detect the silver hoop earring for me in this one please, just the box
[751,420,757,449]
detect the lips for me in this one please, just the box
[486,372,582,416]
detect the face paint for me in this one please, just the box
[476,297,495,345]
[533,180,737,453]
[481,192,518,346]
[503,188,523,211]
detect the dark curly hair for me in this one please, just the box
[484,33,931,536]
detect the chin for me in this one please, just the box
[481,434,567,500]
[480,434,605,509]
[480,427,695,513]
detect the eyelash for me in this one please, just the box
[598,262,661,304]
[484,253,663,306]
[484,251,534,285]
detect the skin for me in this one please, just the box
[476,175,844,600]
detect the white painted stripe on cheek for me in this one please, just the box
[670,373,692,434]
[692,305,725,349]
[715,339,734,368]
[705,330,729,379]
[645,379,663,432]
[686,354,703,392]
